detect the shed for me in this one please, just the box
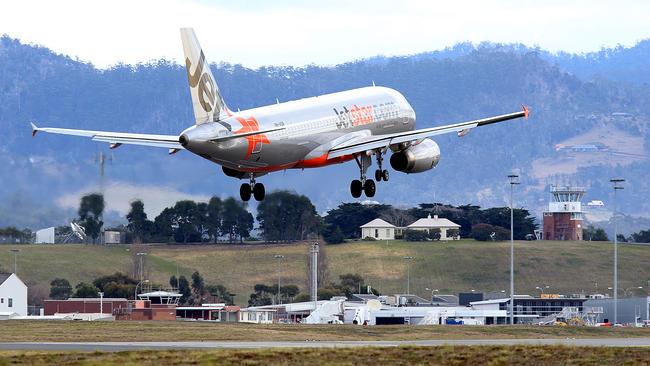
[0,273,28,316]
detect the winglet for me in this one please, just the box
[30,122,39,137]
[522,105,530,119]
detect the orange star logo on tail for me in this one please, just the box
[233,115,271,159]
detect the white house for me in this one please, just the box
[239,307,276,324]
[0,273,28,317]
[360,218,396,240]
[407,214,461,240]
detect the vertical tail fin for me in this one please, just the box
[180,28,229,124]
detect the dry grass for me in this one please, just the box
[0,321,648,342]
[0,346,649,365]
[2,240,649,306]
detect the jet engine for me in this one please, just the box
[389,138,441,173]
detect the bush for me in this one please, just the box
[404,229,429,242]
[323,225,345,244]
[362,236,377,241]
[471,223,510,241]
[583,225,608,241]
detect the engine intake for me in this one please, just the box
[390,138,441,173]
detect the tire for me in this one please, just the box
[382,170,389,182]
[253,183,265,201]
[364,179,376,197]
[350,180,363,198]
[239,183,252,201]
[375,169,382,181]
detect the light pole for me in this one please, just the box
[134,279,149,300]
[274,255,285,305]
[9,249,19,274]
[535,285,550,295]
[99,291,104,316]
[403,256,414,294]
[136,252,147,283]
[610,178,624,324]
[508,174,520,325]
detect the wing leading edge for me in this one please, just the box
[328,106,529,159]
[31,123,184,150]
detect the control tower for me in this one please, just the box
[542,185,585,240]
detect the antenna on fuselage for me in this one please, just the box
[372,80,376,87]
[276,98,280,104]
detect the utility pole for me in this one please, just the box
[136,252,147,284]
[610,178,624,325]
[274,255,285,305]
[310,243,319,303]
[508,174,520,325]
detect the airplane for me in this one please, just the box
[31,28,530,202]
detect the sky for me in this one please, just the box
[1,0,649,69]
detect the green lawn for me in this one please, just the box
[2,240,649,306]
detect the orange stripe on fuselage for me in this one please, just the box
[236,153,354,173]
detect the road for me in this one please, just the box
[0,338,649,351]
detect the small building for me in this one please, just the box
[239,307,276,324]
[470,296,588,324]
[35,227,55,244]
[44,298,128,316]
[104,231,121,244]
[176,304,240,322]
[407,214,461,240]
[0,273,28,316]
[360,219,396,240]
[584,296,650,325]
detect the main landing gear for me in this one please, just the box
[240,174,265,202]
[350,150,389,198]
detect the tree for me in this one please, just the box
[126,200,153,243]
[630,229,650,243]
[257,191,321,242]
[169,275,192,305]
[338,273,365,297]
[205,284,233,305]
[583,225,609,241]
[78,193,104,242]
[322,224,345,244]
[404,229,428,241]
[92,272,138,299]
[191,271,205,299]
[73,282,100,298]
[447,228,460,240]
[221,198,254,243]
[49,278,72,299]
[205,196,223,243]
[471,223,510,241]
[323,203,393,239]
[171,200,203,243]
[480,207,537,240]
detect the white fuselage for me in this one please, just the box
[180,86,416,174]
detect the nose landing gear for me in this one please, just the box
[240,174,265,202]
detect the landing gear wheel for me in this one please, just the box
[253,183,265,201]
[350,180,363,198]
[375,169,382,182]
[364,179,376,198]
[381,170,389,182]
[240,183,252,202]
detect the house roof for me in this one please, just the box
[0,273,11,286]
[360,218,396,228]
[407,214,460,229]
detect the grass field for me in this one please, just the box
[0,346,649,365]
[1,240,649,306]
[0,322,649,342]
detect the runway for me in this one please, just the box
[1,338,649,351]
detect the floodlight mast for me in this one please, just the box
[508,174,520,325]
[610,178,624,325]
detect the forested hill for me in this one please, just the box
[1,35,649,229]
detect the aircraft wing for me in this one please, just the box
[31,123,184,151]
[328,106,529,159]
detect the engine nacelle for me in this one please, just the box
[390,138,441,173]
